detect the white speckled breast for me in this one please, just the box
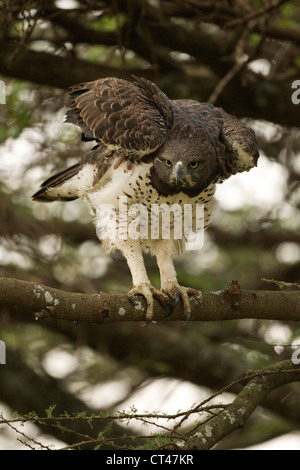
[87,161,216,255]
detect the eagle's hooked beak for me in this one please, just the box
[174,161,183,186]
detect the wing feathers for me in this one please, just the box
[32,145,113,202]
[32,163,83,202]
[33,76,259,206]
[65,77,173,157]
[218,109,259,175]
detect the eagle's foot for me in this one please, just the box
[162,282,202,324]
[128,283,169,322]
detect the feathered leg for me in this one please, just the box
[154,239,202,322]
[121,240,167,321]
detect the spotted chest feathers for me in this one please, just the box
[87,161,216,255]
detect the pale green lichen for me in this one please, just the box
[193,432,207,444]
[134,301,145,312]
[118,307,126,316]
[205,425,213,437]
[72,304,76,310]
[224,410,236,424]
[44,291,54,303]
[33,284,44,299]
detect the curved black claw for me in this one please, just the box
[164,290,180,318]
[183,310,192,326]
[128,292,151,326]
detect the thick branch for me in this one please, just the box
[0,39,141,88]
[1,277,300,324]
[41,6,181,72]
[0,38,299,127]
[185,360,300,450]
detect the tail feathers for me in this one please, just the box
[32,163,83,202]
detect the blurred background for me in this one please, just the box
[0,0,300,449]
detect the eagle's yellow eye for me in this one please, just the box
[189,161,199,169]
[164,160,172,167]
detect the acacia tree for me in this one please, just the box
[0,0,300,450]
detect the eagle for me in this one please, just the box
[32,76,259,321]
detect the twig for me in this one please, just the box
[2,362,299,450]
[225,0,289,28]
[208,19,260,104]
[1,404,228,427]
[0,415,52,450]
[208,61,245,104]
[261,278,300,289]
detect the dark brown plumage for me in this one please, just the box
[65,76,174,156]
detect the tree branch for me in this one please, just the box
[225,0,290,28]
[0,348,134,449]
[1,276,300,324]
[185,360,300,450]
[8,299,300,431]
[0,39,142,88]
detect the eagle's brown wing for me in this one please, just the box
[217,108,259,175]
[65,76,174,158]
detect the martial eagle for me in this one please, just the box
[33,76,259,321]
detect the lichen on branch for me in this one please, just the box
[1,277,300,324]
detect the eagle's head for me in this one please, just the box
[150,125,223,197]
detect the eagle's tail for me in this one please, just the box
[32,162,90,202]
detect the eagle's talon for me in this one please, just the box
[163,290,180,318]
[187,288,203,302]
[128,283,167,321]
[171,290,181,306]
[162,282,202,323]
[183,311,192,326]
[152,290,170,309]
[128,293,141,306]
[164,302,175,318]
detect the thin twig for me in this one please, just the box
[208,19,260,104]
[261,278,300,289]
[225,0,289,28]
[208,61,246,104]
